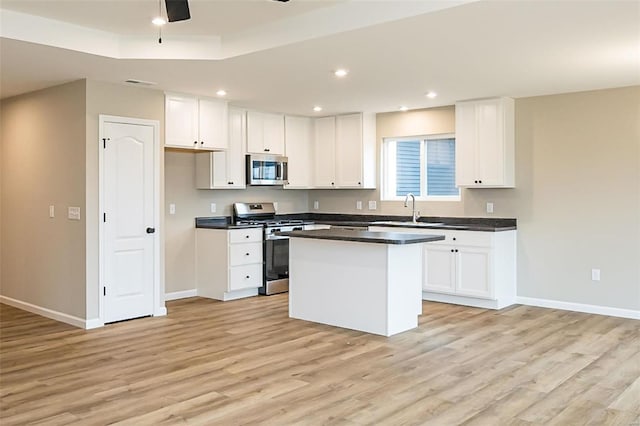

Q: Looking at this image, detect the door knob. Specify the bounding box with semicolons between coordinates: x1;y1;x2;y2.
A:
146;227;156;234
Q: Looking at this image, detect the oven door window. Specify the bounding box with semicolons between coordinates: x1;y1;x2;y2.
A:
265;238;289;280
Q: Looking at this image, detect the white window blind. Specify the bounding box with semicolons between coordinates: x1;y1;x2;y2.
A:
382;134;459;201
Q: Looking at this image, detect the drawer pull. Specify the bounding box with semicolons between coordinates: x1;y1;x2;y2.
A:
245;275;250;279
245;252;250;256
245;235;250;239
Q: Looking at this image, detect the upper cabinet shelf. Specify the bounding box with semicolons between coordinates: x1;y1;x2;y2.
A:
165;93;228;151
455;97;515;188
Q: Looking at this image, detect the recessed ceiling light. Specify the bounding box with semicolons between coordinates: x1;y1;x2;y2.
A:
334;69;349;78
313;106;323;112
399;106;409;112
216;89;227;97
152;17;166;26
425;91;438;99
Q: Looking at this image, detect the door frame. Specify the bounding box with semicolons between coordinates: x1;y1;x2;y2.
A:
98;115;164;326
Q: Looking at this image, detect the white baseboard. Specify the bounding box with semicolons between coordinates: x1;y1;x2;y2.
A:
517;296;640;320
0;295;88;328
164;289;197;301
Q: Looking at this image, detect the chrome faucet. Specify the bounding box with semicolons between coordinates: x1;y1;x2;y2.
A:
404;193;420;223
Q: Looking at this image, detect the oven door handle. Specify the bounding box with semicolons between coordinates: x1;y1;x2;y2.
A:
266;234;290;241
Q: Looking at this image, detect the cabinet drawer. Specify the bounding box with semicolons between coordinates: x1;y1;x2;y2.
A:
229;264;263;291
229;228;263;244
229;242;262;266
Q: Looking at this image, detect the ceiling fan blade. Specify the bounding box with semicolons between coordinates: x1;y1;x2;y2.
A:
166;0;190;22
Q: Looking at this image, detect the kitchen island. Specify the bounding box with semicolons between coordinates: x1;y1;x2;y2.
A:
286;228;445;337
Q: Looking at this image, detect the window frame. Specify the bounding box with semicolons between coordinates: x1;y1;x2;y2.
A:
381;133;460;202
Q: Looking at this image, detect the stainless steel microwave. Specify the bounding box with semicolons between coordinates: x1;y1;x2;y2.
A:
246;154;288;186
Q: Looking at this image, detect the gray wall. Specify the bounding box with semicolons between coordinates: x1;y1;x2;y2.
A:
311;86;640;311
85;80;165;320
1;80;87;318
164;150;308;293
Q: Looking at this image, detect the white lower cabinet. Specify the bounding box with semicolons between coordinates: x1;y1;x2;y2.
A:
369;226;516;309
196;228;263;301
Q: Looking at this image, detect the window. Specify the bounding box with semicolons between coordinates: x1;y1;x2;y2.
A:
382;134;459;201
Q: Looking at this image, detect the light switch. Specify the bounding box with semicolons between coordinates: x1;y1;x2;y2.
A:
368;201;377;210
313;201;319;210
592;269;601;281
486;202;494;214
169;203;176;215
49;205;55;218
356;201;363;210
68;207;81;220
273;202;278;211
210;203;217;213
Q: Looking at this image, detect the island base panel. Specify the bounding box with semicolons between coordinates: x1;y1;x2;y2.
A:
289;238;422;336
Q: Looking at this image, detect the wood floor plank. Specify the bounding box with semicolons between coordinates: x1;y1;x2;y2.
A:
1;297;638;425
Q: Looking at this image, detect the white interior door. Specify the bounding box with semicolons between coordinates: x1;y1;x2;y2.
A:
103;119;156;323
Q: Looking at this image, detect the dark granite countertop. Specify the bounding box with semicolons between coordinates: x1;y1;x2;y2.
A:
277;213;516;232
194;214;517;232
283;228;446;245
195;217;262;230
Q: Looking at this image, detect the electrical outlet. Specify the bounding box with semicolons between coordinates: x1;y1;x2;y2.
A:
591;269;601;281
486;202;494;214
368;201;377;210
68;206;81;220
210;203;217;213
356;201;362;210
169;203;176;215
49;205;55;218
313;201;319;210
273;202;278;211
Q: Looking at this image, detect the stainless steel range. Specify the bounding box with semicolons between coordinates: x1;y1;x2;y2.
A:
233;202;313;295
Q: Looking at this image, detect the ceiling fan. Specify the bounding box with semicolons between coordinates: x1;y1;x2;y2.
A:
164;0;290;23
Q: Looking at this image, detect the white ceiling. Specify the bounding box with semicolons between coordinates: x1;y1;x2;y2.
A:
1;0;638;116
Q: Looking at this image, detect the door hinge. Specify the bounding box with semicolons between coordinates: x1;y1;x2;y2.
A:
103;286;106;296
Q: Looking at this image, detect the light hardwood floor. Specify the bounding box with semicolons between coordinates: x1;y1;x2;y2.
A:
1;296;639;425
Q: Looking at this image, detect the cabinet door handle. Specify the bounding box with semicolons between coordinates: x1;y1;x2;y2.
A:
264;148;270;152
146;227;155;234
455;249;459;252
479;180;482;184
452;237;456;241
194;141;198;145
245;235;250;239
245;275;250;279
228;181;233;185
245;252;250;256
200;141;204;145
451;249;454;253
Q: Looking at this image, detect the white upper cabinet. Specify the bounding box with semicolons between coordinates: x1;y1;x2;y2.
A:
247;111;285;155
455;97;514;188
313;116;336;188
165;93;228;151
284;115;314;189
313;113;376;189
195;107;246;189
